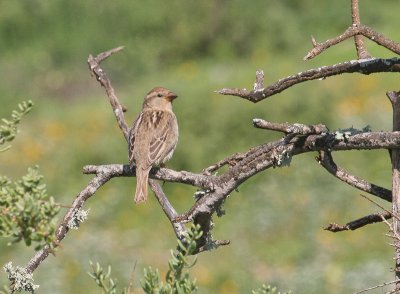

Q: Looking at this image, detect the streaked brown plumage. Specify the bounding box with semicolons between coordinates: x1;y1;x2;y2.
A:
128;87;179;203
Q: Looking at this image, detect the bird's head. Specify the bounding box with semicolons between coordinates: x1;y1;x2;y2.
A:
142;87;178;110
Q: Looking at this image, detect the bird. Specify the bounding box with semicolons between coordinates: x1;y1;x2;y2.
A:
128;87;179;203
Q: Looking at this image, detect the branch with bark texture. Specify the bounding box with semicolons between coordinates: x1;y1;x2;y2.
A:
304;25;400;60
387;90;400;289
7;2;400;293
350;0;370;59
87;46;129;141
304;0;400;61
324;211;392;232
316;150;392;202
16;18;400;283
217;58;400;103
24;166;117;275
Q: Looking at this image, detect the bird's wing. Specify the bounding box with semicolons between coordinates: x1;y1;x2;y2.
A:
128;113;142;167
147;111;177;166
129;110;177;168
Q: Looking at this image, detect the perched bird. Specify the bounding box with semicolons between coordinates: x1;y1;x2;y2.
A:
128;87;179;203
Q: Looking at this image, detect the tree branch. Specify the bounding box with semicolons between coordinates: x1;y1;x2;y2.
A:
11;0;400;288
253;119;328;135
317;150;392;202
387;90;400;289
304;25;400;60
87;46;129;141
216;58;400;102
83;164;214;190
175;128;400;233
324;211;391;232
25;170;115;274
15;31;400;281
148;180;187;239
351;0;370;59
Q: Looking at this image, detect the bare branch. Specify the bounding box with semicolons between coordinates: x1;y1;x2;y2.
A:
324;211;391;232
148;180;187;239
83;164;214;190
253;119;328;135
355;279;397;294
317;150;392;202
351;0;370;59
87;46;129;141
13;1;400;283
25;171;114;274
196;239;231;253
176;130;400;230
304;25;400;60
202;151;249;175
79;128;400;251
217;58;400;102
388;90;400;288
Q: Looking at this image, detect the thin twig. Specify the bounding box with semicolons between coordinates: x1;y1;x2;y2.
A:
351;0;370;59
253;69;264;91
148;180;187;239
202;151;249;175
359;194;400;222
304;24;400;60
87;46;129;141
354;279;397;294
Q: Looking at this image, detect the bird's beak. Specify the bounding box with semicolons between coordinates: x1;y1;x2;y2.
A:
166;91;178;102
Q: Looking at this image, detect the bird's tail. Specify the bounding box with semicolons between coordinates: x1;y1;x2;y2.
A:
134;168;149;203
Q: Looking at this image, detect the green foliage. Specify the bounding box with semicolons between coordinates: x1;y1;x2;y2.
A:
87;261;128;294
142;224;201;294
252;284;291;294
0;166;60;250
0;100;33;152
0;102;60;250
88;225;201;294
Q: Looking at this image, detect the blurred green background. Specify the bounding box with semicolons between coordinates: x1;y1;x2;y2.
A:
1;0;399;293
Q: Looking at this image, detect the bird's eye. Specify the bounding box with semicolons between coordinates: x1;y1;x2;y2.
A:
157;93;163;97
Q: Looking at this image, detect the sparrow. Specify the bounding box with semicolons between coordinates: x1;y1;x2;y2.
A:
128;87;179;203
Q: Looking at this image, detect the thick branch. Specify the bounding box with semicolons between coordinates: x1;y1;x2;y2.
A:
87;46;129;141
317;150;392;202
176;128;400;227
20;119;400;270
388;90;400;289
82;128;400;238
148;180;230;252
217;58;400;102
83;164;214;190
